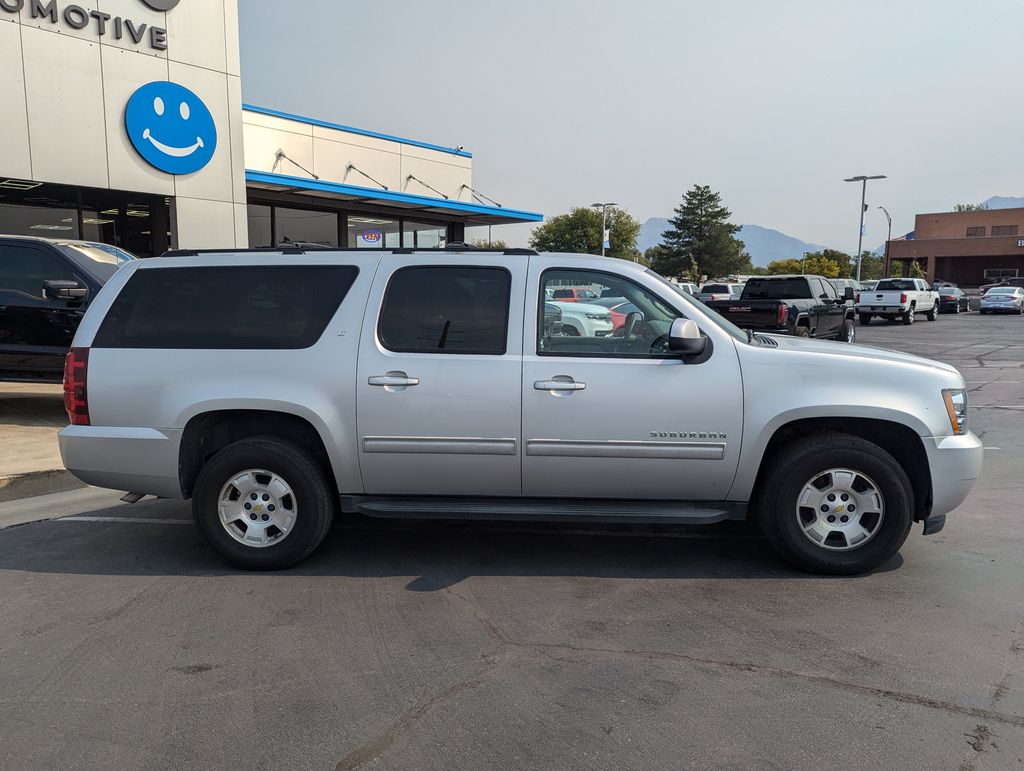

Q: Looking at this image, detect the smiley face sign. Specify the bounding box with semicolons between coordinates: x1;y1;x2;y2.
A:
125;81;217;175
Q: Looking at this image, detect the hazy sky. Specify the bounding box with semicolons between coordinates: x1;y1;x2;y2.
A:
238;0;1024;251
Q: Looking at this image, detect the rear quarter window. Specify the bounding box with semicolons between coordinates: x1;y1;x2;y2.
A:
93;265;358;349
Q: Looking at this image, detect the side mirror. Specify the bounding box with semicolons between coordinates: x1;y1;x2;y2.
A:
42;279;87;301
669;318;707;357
844;287;855;301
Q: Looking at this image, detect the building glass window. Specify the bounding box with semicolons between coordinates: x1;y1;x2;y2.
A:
275;207;338;247
347;216;399;248
403;220;447;248
0;203;78;238
247;204;273;247
992;225;1019;237
966;227;986;237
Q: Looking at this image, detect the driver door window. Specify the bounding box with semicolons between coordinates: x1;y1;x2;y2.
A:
539;270;679;357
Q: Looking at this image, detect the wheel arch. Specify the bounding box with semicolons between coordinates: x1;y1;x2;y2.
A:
179;409;336;500
736;415;933;523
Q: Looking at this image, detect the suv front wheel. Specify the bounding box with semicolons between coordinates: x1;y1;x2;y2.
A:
756;433;914;574
192;436;336;569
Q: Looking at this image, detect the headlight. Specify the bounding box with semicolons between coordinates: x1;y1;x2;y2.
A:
586;313;611;321
942;388;968;435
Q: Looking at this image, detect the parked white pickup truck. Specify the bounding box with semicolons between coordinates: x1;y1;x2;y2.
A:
859;278;940;326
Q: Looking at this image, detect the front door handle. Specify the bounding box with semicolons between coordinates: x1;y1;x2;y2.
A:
368;374;420;387
534;379;586;392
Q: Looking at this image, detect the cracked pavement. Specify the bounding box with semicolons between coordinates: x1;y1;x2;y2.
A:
0;312;1022;769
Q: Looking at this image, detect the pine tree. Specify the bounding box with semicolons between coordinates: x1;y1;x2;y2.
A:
654;185;748;279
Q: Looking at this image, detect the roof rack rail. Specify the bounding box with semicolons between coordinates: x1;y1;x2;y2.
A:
160;246;541;257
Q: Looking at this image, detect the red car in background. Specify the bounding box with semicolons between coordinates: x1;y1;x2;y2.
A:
549;287;600;303
592;297;641;333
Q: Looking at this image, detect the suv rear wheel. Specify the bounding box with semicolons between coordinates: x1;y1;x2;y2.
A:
756;433;914;574
902;306;915;325
192;436;336;569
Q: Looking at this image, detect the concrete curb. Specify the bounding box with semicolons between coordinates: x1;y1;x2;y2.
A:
0;469;87;503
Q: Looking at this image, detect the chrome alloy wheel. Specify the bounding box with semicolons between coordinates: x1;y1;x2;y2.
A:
795;468;885;551
845;323;856;343
218;469;297;548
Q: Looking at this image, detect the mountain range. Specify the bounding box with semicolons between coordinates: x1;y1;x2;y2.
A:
639;195;1024;267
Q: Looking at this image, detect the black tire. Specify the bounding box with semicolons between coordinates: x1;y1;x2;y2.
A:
562;324;581;336
192;436;336;570
926;304;938;321
902;306;915;325
859;313;872;326
953;303;960;314
755;432;914;575
794;326;810;338
836;318;856;343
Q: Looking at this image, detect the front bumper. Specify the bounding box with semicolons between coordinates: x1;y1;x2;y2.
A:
58;425;185;499
920;431;983;532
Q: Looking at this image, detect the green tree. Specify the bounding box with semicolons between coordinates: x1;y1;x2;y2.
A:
765;258;803;274
647;244;697;280
953;203;989;212
658;185;747;278
857;251;885;281
529;207;641;261
470;238;507;250
798;249;853;278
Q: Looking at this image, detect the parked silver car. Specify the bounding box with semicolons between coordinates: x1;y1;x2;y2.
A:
979;286;1024;314
696;282;744;303
59;248;981;574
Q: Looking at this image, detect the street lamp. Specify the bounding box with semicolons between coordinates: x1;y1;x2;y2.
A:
591;202;617;257
843;175;886;281
877;206;892;278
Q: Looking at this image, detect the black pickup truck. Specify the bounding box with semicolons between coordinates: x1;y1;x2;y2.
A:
706;275;857;343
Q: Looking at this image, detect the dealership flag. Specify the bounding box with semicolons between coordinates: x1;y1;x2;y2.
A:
603;229;610;249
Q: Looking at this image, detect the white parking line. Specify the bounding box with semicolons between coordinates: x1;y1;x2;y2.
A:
58;516;191;525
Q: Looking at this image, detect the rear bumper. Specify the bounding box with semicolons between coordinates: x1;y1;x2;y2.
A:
862;305;908;314
58;425;184;499
921;432;983;530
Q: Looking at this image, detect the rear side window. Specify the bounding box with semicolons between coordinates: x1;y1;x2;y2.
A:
742;279;811;299
93;265;357;349
378;266;511;355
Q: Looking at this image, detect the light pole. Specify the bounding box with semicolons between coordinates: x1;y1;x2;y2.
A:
877;205;892;278
591;202;617;257
843;175;886;281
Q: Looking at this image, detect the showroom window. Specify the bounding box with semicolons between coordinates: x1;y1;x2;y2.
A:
347;216;400;248
275;207;339;247
247;204;273;247
403;220;447;248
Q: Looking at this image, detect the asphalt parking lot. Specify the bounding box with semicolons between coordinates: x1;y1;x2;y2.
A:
1;310;1022;770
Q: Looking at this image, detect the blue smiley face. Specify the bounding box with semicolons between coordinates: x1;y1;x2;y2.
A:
125;81;217;175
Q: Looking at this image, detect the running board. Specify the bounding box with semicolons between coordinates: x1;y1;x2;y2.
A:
341;497;745;525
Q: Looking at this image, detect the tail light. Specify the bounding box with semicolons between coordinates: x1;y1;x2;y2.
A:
63;347;90;425
854;291;860;304
777;304;789;325
900;293;907;304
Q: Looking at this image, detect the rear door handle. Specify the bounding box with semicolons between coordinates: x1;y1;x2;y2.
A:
534;379;586;391
368;374;420;387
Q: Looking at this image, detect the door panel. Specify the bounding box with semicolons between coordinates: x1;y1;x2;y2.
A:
356;257;525;496
522;259;744;501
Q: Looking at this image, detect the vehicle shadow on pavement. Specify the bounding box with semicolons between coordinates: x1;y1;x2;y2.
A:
0;513;903;586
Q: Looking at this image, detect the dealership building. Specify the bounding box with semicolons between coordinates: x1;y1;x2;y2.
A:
0;0;541;257
886;208;1024;287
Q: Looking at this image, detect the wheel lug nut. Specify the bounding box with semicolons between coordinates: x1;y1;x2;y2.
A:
848;505;856;512
262;514;269;521
827;515;836;523
840;493;849;501
249;513;257;520
268;504;276;512
244;503;251;510
840;515;849;523
827;494;836;502
262;494;270;501
250;493;257;500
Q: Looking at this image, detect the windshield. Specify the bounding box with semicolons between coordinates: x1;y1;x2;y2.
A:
702;284;730;293
742;278;811;299
646;269;748;343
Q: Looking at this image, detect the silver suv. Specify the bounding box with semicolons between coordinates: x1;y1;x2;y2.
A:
59;248;982;574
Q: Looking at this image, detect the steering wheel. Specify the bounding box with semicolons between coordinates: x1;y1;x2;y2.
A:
616;312;643;352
